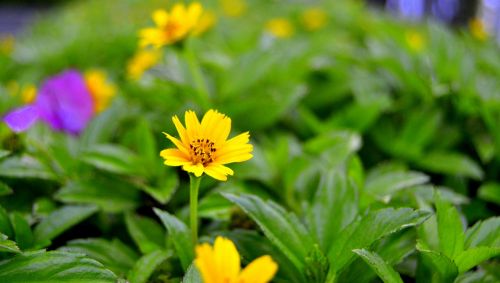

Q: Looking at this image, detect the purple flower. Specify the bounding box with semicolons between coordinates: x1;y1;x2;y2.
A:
3;69;94;135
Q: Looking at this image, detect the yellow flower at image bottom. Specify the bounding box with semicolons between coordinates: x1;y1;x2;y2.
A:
160;109;253;181
195;236;278;283
139;2;203;48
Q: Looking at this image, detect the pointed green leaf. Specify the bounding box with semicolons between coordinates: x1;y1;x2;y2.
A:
182;264;202;283
478;183;500;205
464;217;500;249
125;213;165;254
416;152;483;180
0;155;55;180
365;170;429;202
435;191;464;259
223;193;315;273
0;182;12;196
128;250;171;283
454;247;500;273
81;144;144;176
10;213;34;250
416;242;458;283
154;208;193;270
353;249;403;283
0;233;20;253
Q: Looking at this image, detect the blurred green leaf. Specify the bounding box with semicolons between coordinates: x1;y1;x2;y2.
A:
81;144;145;176
0;205;13;239
478;183;500;205
128;250;171;283
365;170;429;203
0;150;10;160
0;251;117;282
0;155;56;180
154;208;193;271
0;182;13;196
0;233;20;254
415;152;483;180
182;264;202;283
33;205;98;247
353;249;403;283
125;213;165;254
10;213;34;250
435;191;464;259
224;193;315;274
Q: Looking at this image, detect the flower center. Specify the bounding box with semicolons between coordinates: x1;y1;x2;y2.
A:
164;21;181;38
190;138;216;165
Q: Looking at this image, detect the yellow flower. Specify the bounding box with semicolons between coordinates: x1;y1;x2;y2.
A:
469;18;488;41
127;49;161;80
21;85;37;104
0;35;14;55
220;0;247;18
195;236;278;283
85;70;117;113
193;11;217;36
139;2;203;48
301;8;328;31
405;30;425;53
265;18;294;38
160;110;253;181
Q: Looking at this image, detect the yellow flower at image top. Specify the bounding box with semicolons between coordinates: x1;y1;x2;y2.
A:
139;2;203;48
85;70;117;113
301;8;328;31
195;236;278;283
193;11;217;36
0;35;14;55
266;18;294;38
21;85;37;104
127;49;161;80
405;30;425;53
220;0;247;18
469;18;488;41
160;110;253;181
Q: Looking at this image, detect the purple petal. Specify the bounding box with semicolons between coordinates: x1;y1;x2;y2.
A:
3;105;40;133
35;69;94;135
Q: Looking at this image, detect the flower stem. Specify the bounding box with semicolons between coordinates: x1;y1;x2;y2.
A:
184;41;210;110
189;174;202;246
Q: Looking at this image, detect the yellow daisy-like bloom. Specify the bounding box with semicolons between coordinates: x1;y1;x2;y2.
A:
0;35;14;55
139;2;203;48
405;30;425;53
20;84;37;104
85;70;117;113
220;0;247;18
195;236;278;283
265;18;294;38
301;8;328;31
160;110;253;181
127;49;162;80
193;10;217;36
469;18;488;41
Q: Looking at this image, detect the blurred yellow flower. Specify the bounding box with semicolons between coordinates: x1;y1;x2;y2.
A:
193;10;217;36
139;2;203;48
266;18;294;38
195;236;278;283
0;35;14;55
160;110;253;181
301;8;328;31
21;85;37;104
405;31;425;53
85;70;116;113
469;18;488;41
220;0;247;18
127;49;161;80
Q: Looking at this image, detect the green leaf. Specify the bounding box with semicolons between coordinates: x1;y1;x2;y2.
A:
435;191;464;259
81;144;144;175
125;213;165;254
60;238;139;277
307;170;357;251
223;193;315;273
10;213;34;250
365;170;429;202
0;251;116;282
454;247;500;273
0;150;10;160
416;242;458;283
0;205;13;238
182;264;202;283
128;250;171;283
464;217;500;249
140;169;179;204
0;233;20;253
154;208;194;271
33;205;98;247
0;155;56;180
328;207;430;274
478;183;500;205
0;182;12;196
304;131;362;167
353;249;404;283
415;151;483;180
55;180;140;213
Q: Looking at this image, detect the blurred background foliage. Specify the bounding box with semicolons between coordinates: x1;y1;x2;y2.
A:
0;0;499;282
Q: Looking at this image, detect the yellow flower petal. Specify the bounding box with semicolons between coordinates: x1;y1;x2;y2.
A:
183;163;205;177
238;255;278;283
213;237;240;281
153;9;169;27
195;243;217;283
204;164;234;181
186;2;203;29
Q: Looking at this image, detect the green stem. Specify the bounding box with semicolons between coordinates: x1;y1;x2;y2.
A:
184;40;210;109
189;174;202;246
